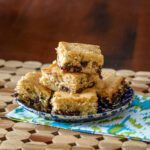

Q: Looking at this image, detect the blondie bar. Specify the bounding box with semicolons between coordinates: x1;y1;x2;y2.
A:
40;61;96;93
51;88;98;116
97;72;128;107
15;72;52;112
56;42;104;74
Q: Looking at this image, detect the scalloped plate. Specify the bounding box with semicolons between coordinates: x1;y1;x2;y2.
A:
16;87;134;122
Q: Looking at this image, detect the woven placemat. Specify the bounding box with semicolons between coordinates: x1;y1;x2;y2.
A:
0;59;150;150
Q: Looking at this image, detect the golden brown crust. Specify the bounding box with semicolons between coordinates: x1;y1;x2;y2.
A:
97;72;127;103
15;72;52;112
56;42;104;74
51;88;98;115
40;62;97;93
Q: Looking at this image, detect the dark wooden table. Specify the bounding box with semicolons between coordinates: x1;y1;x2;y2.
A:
0;0;149;70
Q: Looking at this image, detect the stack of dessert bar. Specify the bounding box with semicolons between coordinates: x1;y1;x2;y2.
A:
15;42;129;116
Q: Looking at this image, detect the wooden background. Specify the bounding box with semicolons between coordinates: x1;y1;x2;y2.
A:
0;0;149;70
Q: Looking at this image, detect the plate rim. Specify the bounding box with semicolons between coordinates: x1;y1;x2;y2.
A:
16;87;134;122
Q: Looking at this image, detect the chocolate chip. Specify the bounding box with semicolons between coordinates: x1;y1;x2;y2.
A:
72;66;82;72
98;97;113;109
81;61;88;67
34;97;40;103
61;64;82;72
61;64;72;71
99;74;102;79
48;99;52;112
12;92;19;97
60;86;70;92
92;61;98;67
76;88;83;93
54;110;80;116
61;67;70;72
76;82;95;93
29;99;34;106
96;66;102;79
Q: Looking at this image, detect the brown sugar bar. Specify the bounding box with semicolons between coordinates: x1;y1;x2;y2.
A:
15;72;52;112
97;72;128;105
56;42;104;74
51;88;98;116
40;61;98;93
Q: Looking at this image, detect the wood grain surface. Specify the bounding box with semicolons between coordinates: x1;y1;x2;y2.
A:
0;0;149;70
